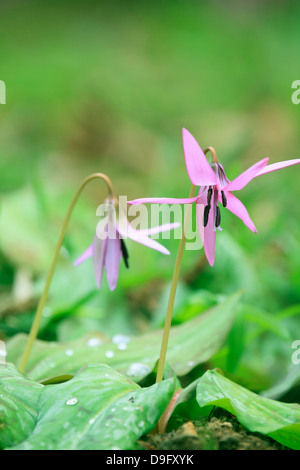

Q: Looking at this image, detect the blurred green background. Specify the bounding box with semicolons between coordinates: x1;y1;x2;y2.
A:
1;0;300;396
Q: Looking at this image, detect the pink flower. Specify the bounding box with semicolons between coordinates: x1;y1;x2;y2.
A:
74;199;179;290
128;128;300;266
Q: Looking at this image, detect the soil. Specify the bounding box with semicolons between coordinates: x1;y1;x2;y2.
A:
141;417;288;451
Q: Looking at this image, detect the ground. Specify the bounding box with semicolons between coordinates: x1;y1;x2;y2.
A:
141;415;288;451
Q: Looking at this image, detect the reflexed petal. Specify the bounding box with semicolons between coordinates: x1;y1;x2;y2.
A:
117;218;170;255
224;158;269;192
117;206;172;255
73;245;93;266
255;158;300;176
92;235;107;289
182;128;218;186
196;191;216;267
221;191;257;233
127;196;198;205
139;222;180;236
104;236;122;291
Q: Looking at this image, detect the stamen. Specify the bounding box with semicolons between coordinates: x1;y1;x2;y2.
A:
120;238;129;268
203;205;210;227
207;188;213;208
221;190;227;208
215;205;221;228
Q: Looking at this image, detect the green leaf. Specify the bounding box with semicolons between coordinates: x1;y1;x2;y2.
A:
168;377;213;430
196;370;300;450
0;363;43;449
243;305;291;341
7;292;242;382
226;310;245;373
8;363;174;450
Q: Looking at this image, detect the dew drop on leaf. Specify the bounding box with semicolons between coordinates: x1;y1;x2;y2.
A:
65;397;79;406
87;338;102;347
112;334;130;345
105;350;114;358
126;363;151;377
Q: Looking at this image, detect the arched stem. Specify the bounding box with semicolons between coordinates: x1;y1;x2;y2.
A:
18;173;115;374
204;146;219;163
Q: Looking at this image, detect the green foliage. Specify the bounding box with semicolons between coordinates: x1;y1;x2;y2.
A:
0;363;43;449
6;292;241;381
1;363;174;450
196;370;300;450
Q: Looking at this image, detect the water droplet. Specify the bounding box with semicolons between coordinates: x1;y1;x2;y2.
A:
89;418;96;425
117;342;127;350
65;349;74;356
87;337;102;347
112;334;130;345
65;397;79;406
126;363;151;377
111;407;116;412
187;360;195;367
105;350;114;358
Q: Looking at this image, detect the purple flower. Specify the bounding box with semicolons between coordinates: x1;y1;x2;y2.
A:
74;199;179;290
128;128;300;266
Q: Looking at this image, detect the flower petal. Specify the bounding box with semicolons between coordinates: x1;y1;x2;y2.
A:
196;191;216;267
92;235;107;289
255;158;300;177
224;158;269;192
221;191;257;233
127;196;198;205
182;128;218;186
73;245;93;266
117;219;170;255
138;222;180;236
104;236;121;291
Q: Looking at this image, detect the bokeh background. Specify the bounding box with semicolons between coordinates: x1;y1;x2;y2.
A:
1;0;300;396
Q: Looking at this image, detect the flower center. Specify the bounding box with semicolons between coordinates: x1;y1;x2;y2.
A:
201;151;229;230
203;186;226;229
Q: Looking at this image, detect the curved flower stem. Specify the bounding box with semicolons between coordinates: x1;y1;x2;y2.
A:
18;173;115;374
204;146;219;163
156;183;196;383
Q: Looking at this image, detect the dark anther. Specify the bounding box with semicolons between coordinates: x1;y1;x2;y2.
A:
221;190;227;208
207;188;213;208
120;238;129;268
215;205;221;227
203;205;210;227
